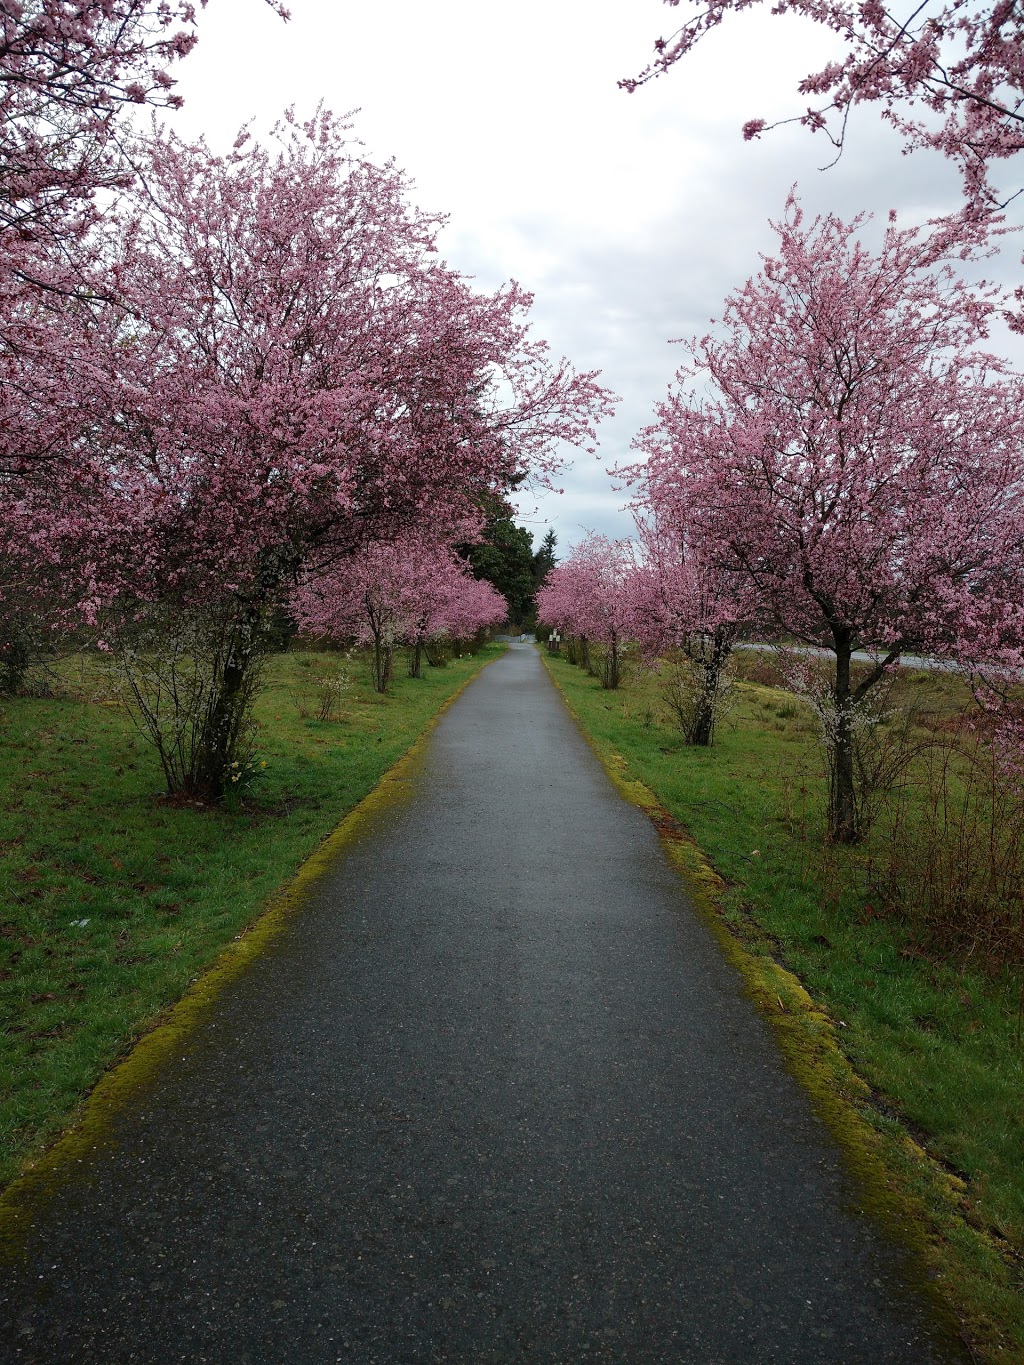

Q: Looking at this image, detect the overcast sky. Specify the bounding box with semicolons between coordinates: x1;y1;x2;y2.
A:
170;0;1023;554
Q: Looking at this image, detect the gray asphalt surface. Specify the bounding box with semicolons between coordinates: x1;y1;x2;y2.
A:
1;644;965;1363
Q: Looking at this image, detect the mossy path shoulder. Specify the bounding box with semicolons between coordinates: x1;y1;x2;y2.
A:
0;646;503;1201
540;646;1024;1362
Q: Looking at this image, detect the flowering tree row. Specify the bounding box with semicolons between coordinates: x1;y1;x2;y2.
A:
636;199;1024;842
536;534;637;688
292;531;507;692
536;525;744;740
0;92;612;796
540;200;1024;843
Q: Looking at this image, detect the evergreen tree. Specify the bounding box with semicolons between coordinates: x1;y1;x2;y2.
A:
531;529;558;592
460;495;539;626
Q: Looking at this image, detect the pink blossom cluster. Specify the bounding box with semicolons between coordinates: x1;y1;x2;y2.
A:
0;108;613;635
627;197;1024;684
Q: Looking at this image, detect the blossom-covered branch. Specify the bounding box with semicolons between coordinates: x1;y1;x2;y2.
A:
624;0;1024;211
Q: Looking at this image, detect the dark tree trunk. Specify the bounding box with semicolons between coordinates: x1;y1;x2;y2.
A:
689;694;716;747
0;630;31;696
408;640;424;679
363;588;394;693
191;606;264;801
371;631;393;693
601;636;620;690
688;627;733;747
829;629;858;843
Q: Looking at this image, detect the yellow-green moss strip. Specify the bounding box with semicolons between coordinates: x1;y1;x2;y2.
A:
0;652;498;1262
542;651;1014;1361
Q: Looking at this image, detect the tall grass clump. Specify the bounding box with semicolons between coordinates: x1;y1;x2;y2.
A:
870;716;1024;978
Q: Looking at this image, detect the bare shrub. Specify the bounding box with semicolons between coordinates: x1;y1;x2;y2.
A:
454;633;486;657
869;718;1024;971
309;662;351;722
0;591;66;698
588;640;624;690
0;629;57;697
661;649;735;746
107;600;267;801
786;658;928;840
733;648;789;689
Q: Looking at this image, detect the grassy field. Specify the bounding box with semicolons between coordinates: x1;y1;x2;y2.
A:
541;644;1024;1361
0;644;502;1190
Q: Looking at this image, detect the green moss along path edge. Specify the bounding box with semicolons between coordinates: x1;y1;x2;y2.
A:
0;650;502;1260
539;647;1019;1363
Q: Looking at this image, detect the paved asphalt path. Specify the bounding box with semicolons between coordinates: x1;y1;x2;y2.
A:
1;645;964;1363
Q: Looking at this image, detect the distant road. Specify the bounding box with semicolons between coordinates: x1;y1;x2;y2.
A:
738;641;957;673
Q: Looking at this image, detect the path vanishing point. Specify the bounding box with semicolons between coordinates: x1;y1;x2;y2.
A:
0;644;965;1363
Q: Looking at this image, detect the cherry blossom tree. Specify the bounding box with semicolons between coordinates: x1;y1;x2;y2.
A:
0;0;290;676
536;533;636;687
294;539;418;693
536;554;590;667
623;511;754;744
93;110;607;590
51;108;610;794
625;0;1024;213
439;574;508;652
638;196;1024;840
537;553;582;665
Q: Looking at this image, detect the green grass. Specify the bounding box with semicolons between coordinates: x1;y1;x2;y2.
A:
541;645;1024;1361
0;644;502;1189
